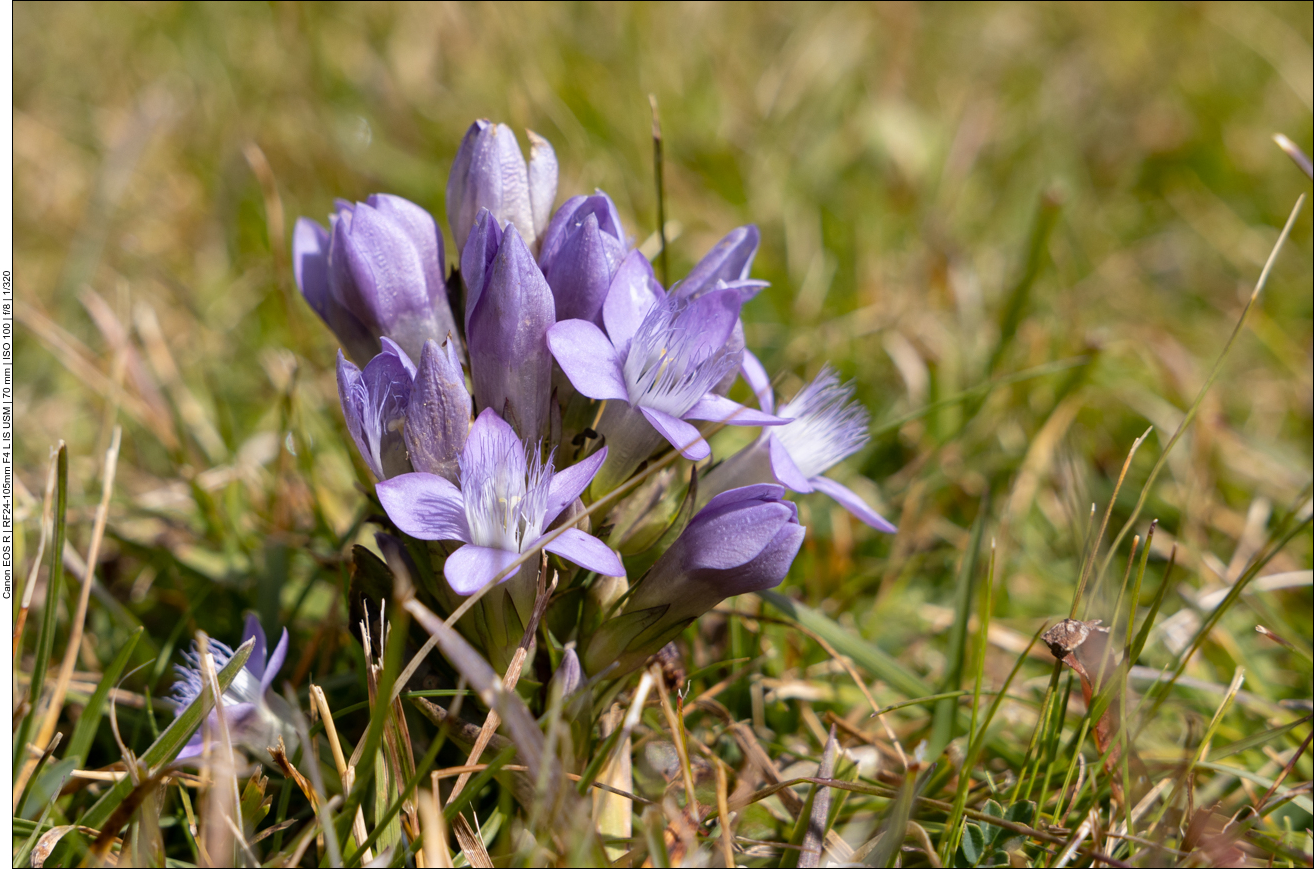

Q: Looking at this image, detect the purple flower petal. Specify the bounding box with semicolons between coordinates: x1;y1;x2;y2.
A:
376;472;471;542
241;614;268;682
527;131;559;241
446;120;488;253
544;211;623;324
260;628;290;696
379;336;417;379
640;407;710;460
740;350;774;414
685;394;788;427
546;320;628;401
808;476;897;533
444;544;522;596
541;528;624;577
334;201;431;333
677;288;744;362
602;250;664;347
466;226;555;439
544;447;608;527
365;193;447;309
673;225;760;301
537;194;588;269
294;218;377;363
768;435;814;492
463;407;524;479
461;208;503;332
404;339;471;483
702;483;788;514
292;218;331;315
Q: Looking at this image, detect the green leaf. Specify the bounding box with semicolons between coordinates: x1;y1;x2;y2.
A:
757;590;931;700
979;799;1004;846
65;627;144;767
78;637;254;832
959;822;986;865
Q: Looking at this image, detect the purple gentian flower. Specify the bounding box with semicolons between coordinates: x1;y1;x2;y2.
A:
337;338;415;481
582;484;804;676
547;275;784;495
404;338;471;484
376;408;623;596
173;614;295;760
294;194;457;364
537;192;629;324
447;120;557;256
462;214;556;440
702;360;896;532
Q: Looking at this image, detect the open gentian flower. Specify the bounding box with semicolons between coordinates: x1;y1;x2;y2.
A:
701;362;896;532
537;192;629;324
376;408;623;596
337;338;415;481
172;615;295;760
294;194;457;364
583;484;804;677
462;212;556;440
447;120;558;256
548;273;785;495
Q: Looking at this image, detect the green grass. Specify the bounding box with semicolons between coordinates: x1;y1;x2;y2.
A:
12;2;1313;866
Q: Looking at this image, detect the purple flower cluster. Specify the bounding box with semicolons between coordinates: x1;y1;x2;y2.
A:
293;119;896;678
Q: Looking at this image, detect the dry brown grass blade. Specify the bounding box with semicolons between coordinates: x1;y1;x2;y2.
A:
652;661;698;815
268;735;319;811
311;683;371;864
798;725;838;868
418;781;453;869
451;814;494;868
196;632;243;868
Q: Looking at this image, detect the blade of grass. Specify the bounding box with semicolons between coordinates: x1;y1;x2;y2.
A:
1099;194;1305;581
65;625;144;766
929;495;988;760
939;540;998;862
13;444;66;792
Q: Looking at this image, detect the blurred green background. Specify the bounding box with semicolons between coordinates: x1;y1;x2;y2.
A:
13;0;1313;733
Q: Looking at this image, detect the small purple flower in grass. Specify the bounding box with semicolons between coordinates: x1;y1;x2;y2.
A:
702;360;897;533
463;214;556;440
295;194;457;364
376;408;623;597
173;614;295;760
582;484;804;677
447;120;558;256
337;339;414;481
548;277;785;496
537;192;629;324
